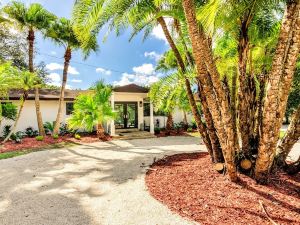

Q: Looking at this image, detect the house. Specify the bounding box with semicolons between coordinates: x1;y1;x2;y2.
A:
0;84;193;136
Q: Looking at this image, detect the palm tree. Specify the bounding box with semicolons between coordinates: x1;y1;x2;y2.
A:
2;69;38;143
67;81;115;139
4;1;56;136
45;17;98;135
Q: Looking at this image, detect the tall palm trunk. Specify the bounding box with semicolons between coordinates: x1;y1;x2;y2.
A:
183;110;188;128
157;16;213;154
277;105;300;166
166;112;174;131
2;94;27;143
182;0;238;181
255;1;300;183
237;18;252;154
28;28;45;136
97;123;105;139
197;80;224;163
53;46;72;135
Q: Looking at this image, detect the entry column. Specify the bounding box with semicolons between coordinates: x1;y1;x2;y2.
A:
150;102;154;134
110;93;115;136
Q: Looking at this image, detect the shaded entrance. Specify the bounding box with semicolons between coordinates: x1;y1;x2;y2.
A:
115;102;138;129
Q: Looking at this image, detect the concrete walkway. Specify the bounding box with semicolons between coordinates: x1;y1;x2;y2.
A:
0;136;299;225
0;136;203;225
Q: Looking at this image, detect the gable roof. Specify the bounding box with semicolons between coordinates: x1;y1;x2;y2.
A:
6;89;91;100
113;84;149;93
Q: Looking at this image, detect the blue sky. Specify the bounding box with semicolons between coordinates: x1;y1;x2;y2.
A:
3;0;169;89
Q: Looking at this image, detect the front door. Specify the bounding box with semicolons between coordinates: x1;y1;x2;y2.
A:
115;102;138;129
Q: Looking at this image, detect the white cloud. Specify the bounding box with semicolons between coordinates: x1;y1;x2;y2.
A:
47;72;60;83
46;72;72;89
151;17;173;44
96;67;112;75
46;63;79;75
113;73;159;87
132;63;155;75
70;79;82;83
144;51;162;61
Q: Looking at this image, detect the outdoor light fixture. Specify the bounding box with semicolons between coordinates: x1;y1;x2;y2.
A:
139;101;143;107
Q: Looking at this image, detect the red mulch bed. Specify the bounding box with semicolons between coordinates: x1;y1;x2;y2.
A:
155;130;190;137
0;134;112;153
146;152;300;225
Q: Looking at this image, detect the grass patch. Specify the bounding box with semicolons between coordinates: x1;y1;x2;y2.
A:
187;131;200;137
0;142;77;160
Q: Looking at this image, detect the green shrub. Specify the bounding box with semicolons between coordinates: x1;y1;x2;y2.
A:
187;127;193;132
154;127;160;134
11;131;24;143
52;134;59;139
44;121;54;135
25;127;38;137
2;103;17;120
74;134;81;140
35;136;44;141
2;125;11;138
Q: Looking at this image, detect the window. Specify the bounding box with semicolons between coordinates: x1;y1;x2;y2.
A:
143;103;150;116
66;102;74;115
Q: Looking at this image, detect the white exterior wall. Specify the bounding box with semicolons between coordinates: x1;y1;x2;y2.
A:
0;100;73;136
0;93;194;136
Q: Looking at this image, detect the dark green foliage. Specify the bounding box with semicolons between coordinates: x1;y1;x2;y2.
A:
1;103;17;120
59;123;73;135
286;68;300;122
44;121;54;135
2;125;11;138
11;131;24;143
154;127;160;135
25;127;38;137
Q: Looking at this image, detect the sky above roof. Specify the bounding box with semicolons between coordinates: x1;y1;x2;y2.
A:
2;0;169;90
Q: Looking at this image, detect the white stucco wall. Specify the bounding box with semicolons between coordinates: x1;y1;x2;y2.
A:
0;100;73;136
0;92;194;136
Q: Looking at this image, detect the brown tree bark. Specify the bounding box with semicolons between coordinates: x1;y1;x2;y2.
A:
28;28;45;136
255;1;300;183
157;16;213;154
277;105;300;165
166;112;174;131
182;0;238;181
197;80;224;163
97;123;105;139
53;46;72;135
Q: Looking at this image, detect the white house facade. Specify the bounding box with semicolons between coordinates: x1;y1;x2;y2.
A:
0;84;193;136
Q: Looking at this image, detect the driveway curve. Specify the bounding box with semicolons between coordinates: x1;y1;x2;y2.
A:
0;136;205;225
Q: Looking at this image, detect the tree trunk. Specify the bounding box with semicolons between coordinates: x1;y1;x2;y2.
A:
157;16;213;155
197;80;224;163
28;28;45;136
255;1;300;183
53;46;72;135
97;123;105;139
183;110;188;129
277;105;300;165
231;71;239;152
2;94;27;143
182;0;238;181
166;112;173;131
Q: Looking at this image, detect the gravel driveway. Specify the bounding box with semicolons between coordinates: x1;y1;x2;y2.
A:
0;136;298;225
0;136;204;225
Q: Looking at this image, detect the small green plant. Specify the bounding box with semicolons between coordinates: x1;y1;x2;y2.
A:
187;127;193;132
44;121;55;135
154;127;161;134
25;127;38;137
52;134;59;139
74;134;81;140
35;136;44;141
2;125;11;138
11;131;24;143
